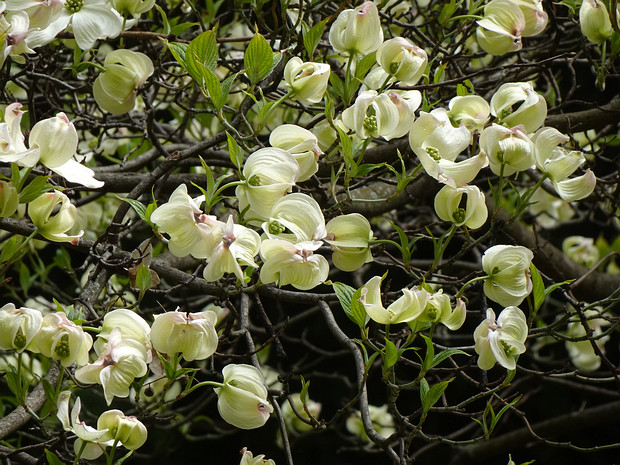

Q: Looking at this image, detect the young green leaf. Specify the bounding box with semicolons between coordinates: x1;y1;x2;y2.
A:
245;33;274;85
227;132;244;172
45;450;65;465
304;19;328;58
530;263;545;312
185;29;219;85
420;377;453;413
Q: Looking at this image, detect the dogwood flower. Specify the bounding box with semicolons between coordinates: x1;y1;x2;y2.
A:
259;239;329;290
269;125;322;181
32;311;92;367
434;184;488;229
325;213;375;272
96;409;148;451
448;95;490;132
57;391;112;460
565;308;609;371
359;276;429;325
329;1;384;55
28;190;83;243
236;148;299;221
283;57;330;105
110;0;155;17
376;37;427;85
346;404;395;443
0;303;42;351
562;236;599;268
342;90;401;140
474;307;528;370
150;309;219;361
150;184;223;259
93;308;151;356
93;49;154;114
75;327;148;405
263;193;326;243
240;448;276;465
476;0;526;56
579;0;613;43
490;82;547;134
280;393;322;434
479;124;534;176
531;127;596;201
413;290;466;330
0;103;36;163
203;216;261;283
482;245;533;306
214;364;273;429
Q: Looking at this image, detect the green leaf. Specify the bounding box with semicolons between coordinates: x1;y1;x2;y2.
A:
304;19;328;58
162;40;188;69
42;378;58;406
420;377;453;413
490;396;520;431
197;62;223;109
227;132;244;172
300;375;311;405
45;450;65;465
420;334;435;374
19;175;52;203
336;126;353;165
155;4;171;34
245;33;274;85
355;163;384;177
530;263;545;312
329;73;345;99
355;52;377;80
332;282;367;328
185;29;219;85
5;366;27;405
333;281;355;315
158;351;176;379
431;348;469;369
383;338;399;373
544;278;574;298
170;22;200;36
135;264;152;299
118;196;150;224
112;450;134;465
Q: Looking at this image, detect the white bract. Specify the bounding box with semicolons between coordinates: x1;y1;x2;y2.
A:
565;309;609;372
413;290;467;330
448;95;490;132
359;276;429;325
376;37;427;85
329;1;383;55
342;90;400;140
214;364;273;430
474;306;528;370
263;193;326;243
28;190;83;243
482;245;534;307
479;124;534;176
490;81;547;134
75;327;148;405
94;49;154;114
325;213;375;272
150;309;219;361
283;57;330;105
269;124;322;181
32;311;92;367
0;303;42;352
476;0;526;56
579;0;613;43
259;239;329;290
434;184;488;229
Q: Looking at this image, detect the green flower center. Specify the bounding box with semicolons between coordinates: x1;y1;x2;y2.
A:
426;306;438;321
500;339;513;356
452;208;466;224
13;330;27;349
499;107;512;120
248;175;261;187
389;62;400;75
426;146;441;161
65;0;84;13
363;115;377;133
54;334;71;358
268;220;285;235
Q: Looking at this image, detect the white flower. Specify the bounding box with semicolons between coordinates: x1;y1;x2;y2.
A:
32;311;92;367
240;448;276;465
28;190;83;243
269;124;322;182
490;81;547;134
482;245;533;307
579;0;613;43
448;95;490;132
414;290;467;330
562;236;599;268
93;308;151;356
203;216;261;283
476;0;526;56
474;306;528;370
329;1;383;55
325;213;375;272
0;303;42;352
150;309;219;361
359;276;429;325
75;327;148;405
283;57;330;105
214;364;273;430
262;193;326;243
376;37;427;85
342;90;401;140
479;124;534;176
150;184;223;259
565;309;609;372
434;184;488;229
259;239;329;291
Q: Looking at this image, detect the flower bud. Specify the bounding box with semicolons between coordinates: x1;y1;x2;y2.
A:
283;57;330;105
28;190;83;243
376;37;427;85
490;81;547;133
214;364;273;429
150;309;218;361
32;312;93;367
0;180;19;217
0;303;42;352
329;1;384;54
579;0;613;43
93;49;154;114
